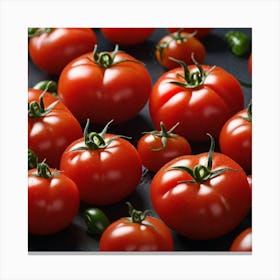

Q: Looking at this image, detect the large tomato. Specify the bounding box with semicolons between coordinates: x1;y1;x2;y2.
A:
137;122;191;172
167;28;212;38
59;120;142;205
58;45;152;124
100;28;155;45
230;228;252;251
99;203;173;251
219;103;252;172
28;88;83;168
150;135;251;240
28;28;97;75
155;30;206;69
149;58;244;142
28;161;80;235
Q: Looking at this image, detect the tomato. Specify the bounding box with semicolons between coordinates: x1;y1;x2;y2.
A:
100;28;155;45
28;161;80;235
155;30;206;69
230;228;252;251
167;28;212;38
99;203;173;251
60;120;142;205
149;57;244;142
58;45;152;124
247;175;252;192
248;53;252;75
219;103;252;172
28;28;97;75
137;122;192;172
28;88;83;168
150;135;251;240
84;208;110;235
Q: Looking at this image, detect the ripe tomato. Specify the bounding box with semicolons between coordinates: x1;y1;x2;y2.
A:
149;57;244;142
247;175;252;192
28;161;80;235
137;122;192;172
28;28;97;75
58;45;152;124
167;28;212;38
60;120;142;205
100;28;155;45
219;103;252;172
99;203;173;251
28;88;83;168
230;228;252;251
150;135;251;240
248;53;252;75
155;30;206;69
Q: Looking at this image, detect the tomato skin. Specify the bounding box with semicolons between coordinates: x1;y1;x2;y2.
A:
99;216;173;251
248;54;252;75
230;228;252;251
28;89;83;168
156;31;206;69
100;28;155;45
219;108;252;172
167;28;212;38
58;51;152;124
150;153;251;240
29;28;97;75
28;168;80;235
60;134;142;205
137;132;192;172
149;65;244;142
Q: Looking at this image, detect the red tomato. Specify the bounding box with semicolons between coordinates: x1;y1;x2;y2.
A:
28;161;80;235
149;59;244;142
247;175;252;192
99;203;173;251
167;28;212;38
58;46;152;124
155;30;206;69
248;53;252;75
219;104;252;172
28;28;97;75
100;28;155;45
60;120;142;205
230;228;252;251
150;136;251;240
28;88;83;168
137;122;192;172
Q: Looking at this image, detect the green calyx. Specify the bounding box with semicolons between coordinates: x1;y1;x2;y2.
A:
169;54;215;89
143;121;180;151
156;29;196;61
71;119;130;151
33;80;58;97
88;45;141;68
171;134;234;183
225;31;250;57
242;101;252;122
28;28;52;38
32;160;60;179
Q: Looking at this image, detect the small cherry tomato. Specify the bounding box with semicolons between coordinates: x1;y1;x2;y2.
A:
155;30;206;69
150;135;251;240
28;161;80;235
167;28;212;38
84;208;110;236
219;102;252;172
28;88;83;168
28;28;97;75
99;202;174;251
230;228;252;251
60;120;142;205
58;45;152;124
137;122;191;172
100;28;155;45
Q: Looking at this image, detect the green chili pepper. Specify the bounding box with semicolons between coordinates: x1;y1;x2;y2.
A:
225;31;250;57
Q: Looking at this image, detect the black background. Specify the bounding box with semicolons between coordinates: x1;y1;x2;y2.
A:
28;28;252;252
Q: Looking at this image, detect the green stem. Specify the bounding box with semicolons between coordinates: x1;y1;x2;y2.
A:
28;28;52;38
33;160;59;178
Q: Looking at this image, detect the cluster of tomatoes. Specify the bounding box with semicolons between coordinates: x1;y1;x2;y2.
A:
28;28;252;252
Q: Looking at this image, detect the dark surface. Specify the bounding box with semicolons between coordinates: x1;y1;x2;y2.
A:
28;28;252;252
